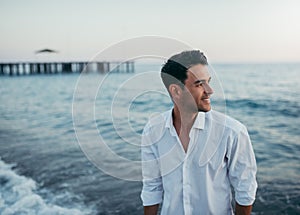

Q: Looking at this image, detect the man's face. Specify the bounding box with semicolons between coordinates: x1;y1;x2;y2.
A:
181;64;213;112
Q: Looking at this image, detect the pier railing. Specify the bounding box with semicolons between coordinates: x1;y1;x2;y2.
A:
0;61;134;76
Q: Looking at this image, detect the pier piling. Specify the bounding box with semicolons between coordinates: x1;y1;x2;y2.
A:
0;61;134;76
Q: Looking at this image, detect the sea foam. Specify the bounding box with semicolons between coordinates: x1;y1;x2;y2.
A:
0;158;92;215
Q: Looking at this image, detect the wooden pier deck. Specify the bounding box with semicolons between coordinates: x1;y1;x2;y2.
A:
0;61;134;76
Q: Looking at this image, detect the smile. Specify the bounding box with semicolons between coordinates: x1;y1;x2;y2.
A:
201;98;211;103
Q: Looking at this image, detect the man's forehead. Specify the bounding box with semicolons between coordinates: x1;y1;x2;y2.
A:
187;64;210;80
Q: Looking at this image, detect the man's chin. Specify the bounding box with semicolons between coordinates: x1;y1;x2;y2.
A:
198;106;211;112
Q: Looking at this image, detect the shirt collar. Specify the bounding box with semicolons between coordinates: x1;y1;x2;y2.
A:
165;109;206;130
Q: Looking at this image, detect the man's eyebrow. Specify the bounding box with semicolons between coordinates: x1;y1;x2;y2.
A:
193;77;211;84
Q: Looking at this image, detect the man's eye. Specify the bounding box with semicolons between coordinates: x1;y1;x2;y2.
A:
195;82;203;87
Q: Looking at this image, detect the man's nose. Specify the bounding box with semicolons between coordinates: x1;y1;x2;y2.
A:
203;83;214;95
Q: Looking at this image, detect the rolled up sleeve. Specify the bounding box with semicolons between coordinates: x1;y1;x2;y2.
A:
227;126;258;206
140;126;163;206
141;178;163;206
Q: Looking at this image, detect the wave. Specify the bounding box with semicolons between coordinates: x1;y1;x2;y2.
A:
0;158;94;215
225;98;300;118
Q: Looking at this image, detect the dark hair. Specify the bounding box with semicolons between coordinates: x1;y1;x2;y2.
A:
161;50;208;90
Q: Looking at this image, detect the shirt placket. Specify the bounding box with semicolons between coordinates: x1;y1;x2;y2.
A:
182;128;196;215
182;158;191;215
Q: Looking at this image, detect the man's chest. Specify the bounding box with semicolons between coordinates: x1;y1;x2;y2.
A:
156;130;229;176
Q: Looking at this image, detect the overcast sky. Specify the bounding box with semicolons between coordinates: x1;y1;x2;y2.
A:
0;0;299;62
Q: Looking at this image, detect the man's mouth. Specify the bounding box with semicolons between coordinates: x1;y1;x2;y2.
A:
201;97;211;103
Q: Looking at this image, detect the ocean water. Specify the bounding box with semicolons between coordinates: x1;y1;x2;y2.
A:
0;62;299;214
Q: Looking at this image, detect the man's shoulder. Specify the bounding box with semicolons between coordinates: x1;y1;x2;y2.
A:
210;110;247;134
143;110;170;134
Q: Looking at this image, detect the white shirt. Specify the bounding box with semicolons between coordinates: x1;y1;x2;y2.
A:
141;109;257;215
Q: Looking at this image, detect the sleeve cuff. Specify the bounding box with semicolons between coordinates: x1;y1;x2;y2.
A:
141;190;163;206
235;191;256;206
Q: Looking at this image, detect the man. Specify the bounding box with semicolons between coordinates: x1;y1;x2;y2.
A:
140;50;257;215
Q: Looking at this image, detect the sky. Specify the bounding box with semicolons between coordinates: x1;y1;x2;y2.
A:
0;0;300;63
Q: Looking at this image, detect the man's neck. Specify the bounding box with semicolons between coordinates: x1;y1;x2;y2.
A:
172;106;198;135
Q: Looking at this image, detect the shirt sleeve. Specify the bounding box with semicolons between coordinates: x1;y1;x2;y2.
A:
227;125;258;206
140;125;163;206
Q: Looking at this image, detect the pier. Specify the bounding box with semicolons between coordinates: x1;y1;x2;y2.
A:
0;61;134;76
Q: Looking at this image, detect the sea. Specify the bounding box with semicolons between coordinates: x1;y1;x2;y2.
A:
0;62;299;215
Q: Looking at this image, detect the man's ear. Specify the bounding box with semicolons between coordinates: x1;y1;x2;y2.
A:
168;84;181;99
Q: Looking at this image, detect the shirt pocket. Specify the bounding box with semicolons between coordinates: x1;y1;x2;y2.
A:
196;142;228;182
